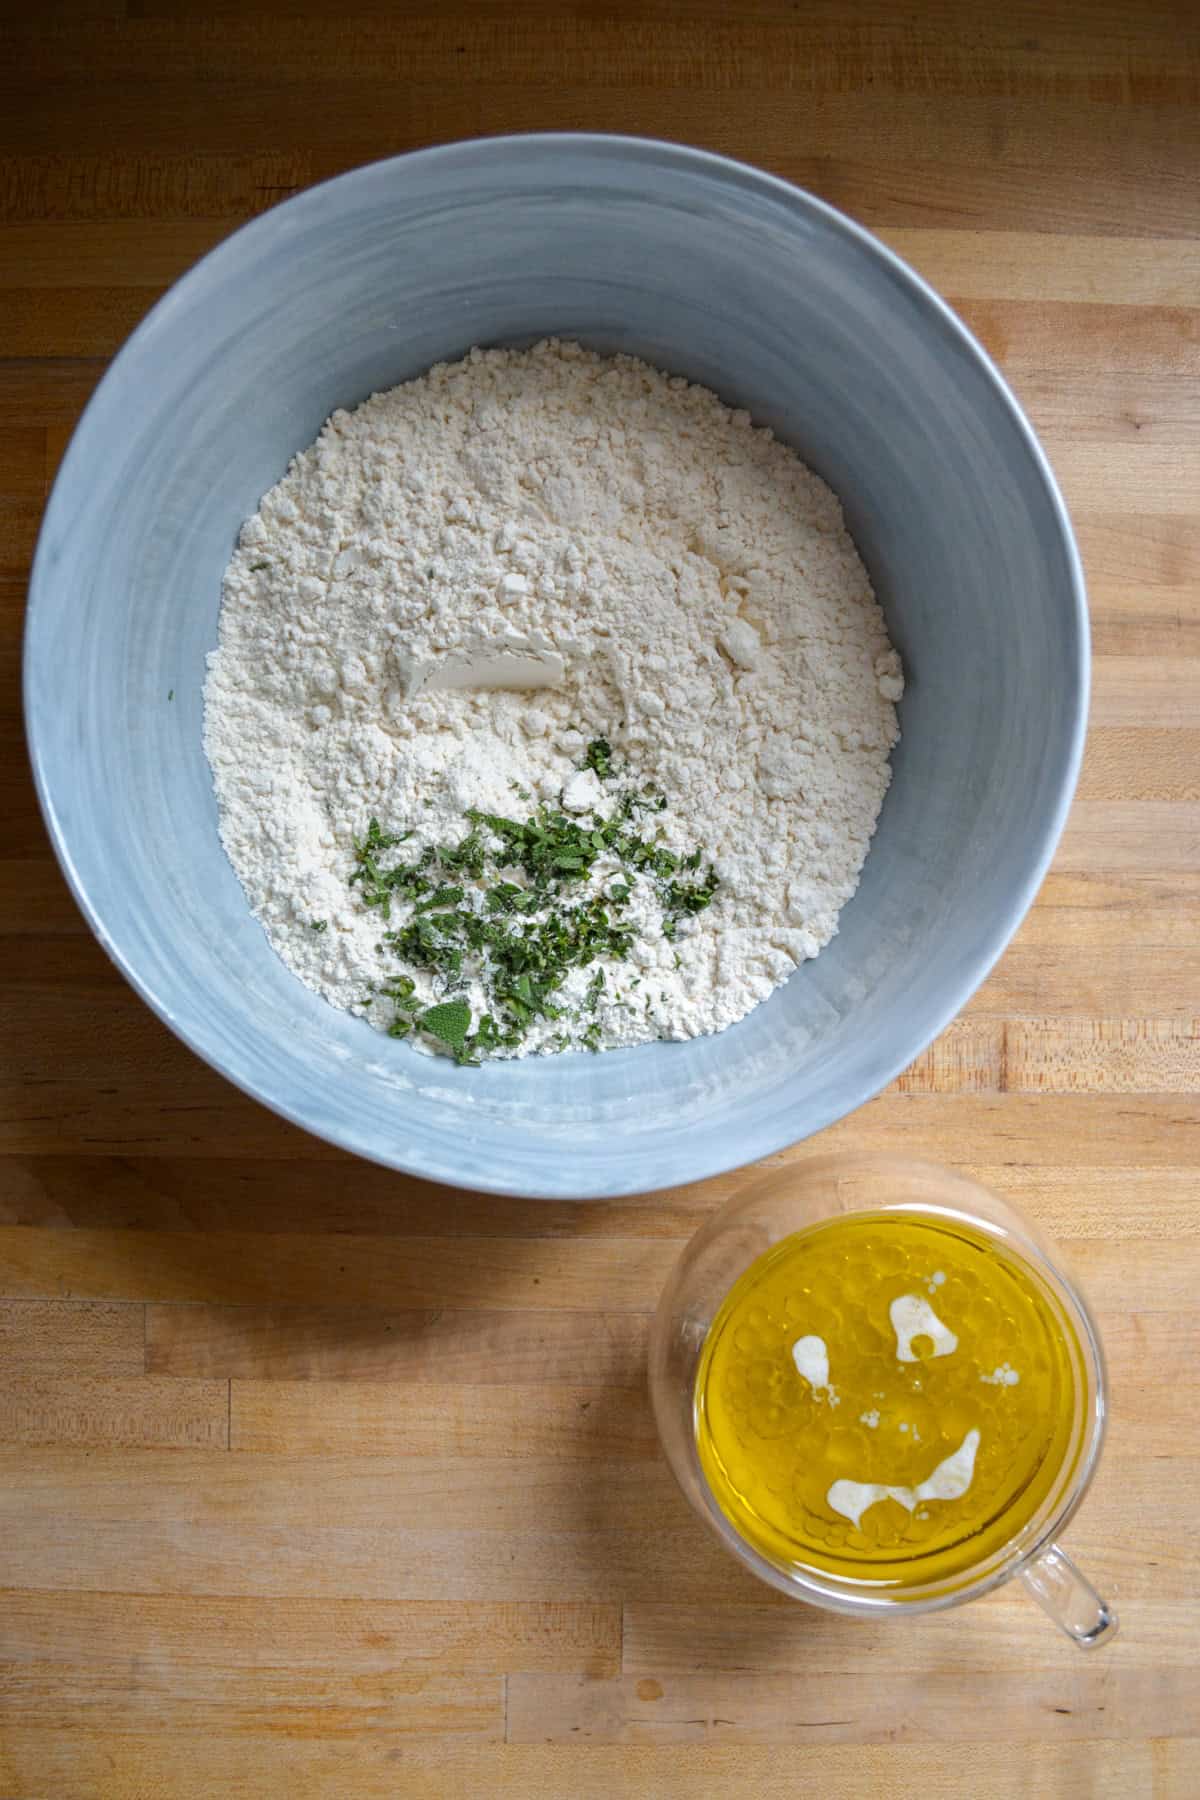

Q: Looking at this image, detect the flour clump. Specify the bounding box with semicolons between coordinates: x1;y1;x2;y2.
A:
203;340;902;1060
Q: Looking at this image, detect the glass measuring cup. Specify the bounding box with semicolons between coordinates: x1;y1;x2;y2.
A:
649;1153;1116;1647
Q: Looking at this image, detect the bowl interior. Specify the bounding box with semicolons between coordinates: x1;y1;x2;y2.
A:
26;138;1086;1196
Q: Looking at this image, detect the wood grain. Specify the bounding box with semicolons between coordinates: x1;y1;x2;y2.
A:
0;1375;229;1449
505;1665;1200;1743
229;1379;658;1458
0;1299;145;1374
622;1591;1198;1674
148;1303;649;1384
2;2;1199;1795
0;1590;620;1676
0;1218;1193;1309
0;1739;1179;1800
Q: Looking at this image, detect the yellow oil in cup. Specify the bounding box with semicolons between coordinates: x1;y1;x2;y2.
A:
694;1211;1083;1590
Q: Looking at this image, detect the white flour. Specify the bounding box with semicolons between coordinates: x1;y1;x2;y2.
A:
204;340;902;1057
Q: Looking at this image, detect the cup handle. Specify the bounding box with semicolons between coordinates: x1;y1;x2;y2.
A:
1020;1543;1118;1649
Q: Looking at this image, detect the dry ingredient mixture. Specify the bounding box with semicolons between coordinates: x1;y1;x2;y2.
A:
695;1213;1081;1587
203;340;903;1061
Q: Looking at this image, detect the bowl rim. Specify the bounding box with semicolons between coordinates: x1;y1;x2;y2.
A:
24;132;1090;1199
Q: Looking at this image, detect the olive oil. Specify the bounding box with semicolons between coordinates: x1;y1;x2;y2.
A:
694;1212;1082;1589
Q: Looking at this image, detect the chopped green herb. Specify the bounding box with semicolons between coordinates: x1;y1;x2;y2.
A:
582;737;614;779
249;561;270;572
415;884;465;914
486;882;529;914
338;744;717;1061
436;828;487;878
664;864;719;936
167;688;174;702
310;919;328;933
380;974;416;1002
419;998;472;1053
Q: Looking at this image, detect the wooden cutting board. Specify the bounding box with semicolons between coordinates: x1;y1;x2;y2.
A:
1;3;1197;1795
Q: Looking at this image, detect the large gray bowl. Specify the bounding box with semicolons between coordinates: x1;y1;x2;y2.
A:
25;136;1087;1198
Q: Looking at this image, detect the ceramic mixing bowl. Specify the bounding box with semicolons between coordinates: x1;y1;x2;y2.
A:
25;135;1087;1197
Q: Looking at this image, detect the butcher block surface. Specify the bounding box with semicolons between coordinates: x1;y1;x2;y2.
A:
1;3;1198;1794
